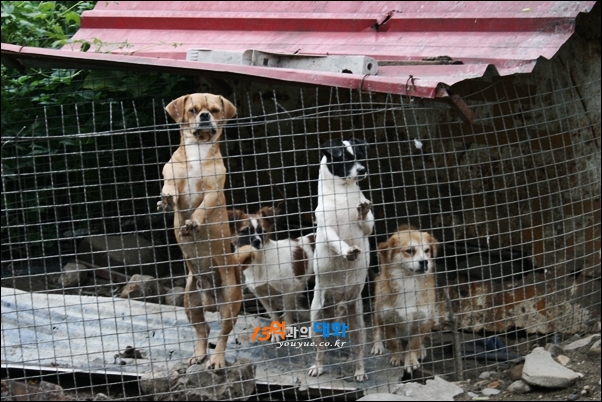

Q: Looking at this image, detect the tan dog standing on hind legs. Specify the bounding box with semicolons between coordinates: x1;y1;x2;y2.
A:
371;225;439;374
157;93;240;369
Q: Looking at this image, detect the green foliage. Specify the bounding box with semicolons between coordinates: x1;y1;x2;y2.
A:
1;1;189;259
1;1;89;48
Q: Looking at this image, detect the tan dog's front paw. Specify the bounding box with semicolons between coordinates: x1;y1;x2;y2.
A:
420;345;427;360
180;219;200;236
371;341;385;355
206;354;227;370
354;368;368;382
404;351;421;373
357;201;372;219
157;194;175;211
346;246;361;261
389;353;403;367
308;364;324;377
235;245;258;268
188;354;207;366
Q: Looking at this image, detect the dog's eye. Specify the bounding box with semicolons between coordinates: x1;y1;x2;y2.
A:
188;108;197;115
425;248;430;254
210;107;220;114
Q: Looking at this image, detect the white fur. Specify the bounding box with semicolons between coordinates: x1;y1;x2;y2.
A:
343;140;354;156
308;155;374;382
181;143;212;198
243;234;315;342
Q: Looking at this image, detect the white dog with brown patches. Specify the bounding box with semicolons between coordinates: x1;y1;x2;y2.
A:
371;225;439;374
308;138;373;382
228;206;315;341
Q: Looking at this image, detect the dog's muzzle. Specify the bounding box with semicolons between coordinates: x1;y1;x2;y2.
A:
251;237;263;249
193;112;217;138
415;260;429;273
236;234;264;250
356;165;367;180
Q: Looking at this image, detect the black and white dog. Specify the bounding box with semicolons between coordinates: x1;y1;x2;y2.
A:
308;138;374;382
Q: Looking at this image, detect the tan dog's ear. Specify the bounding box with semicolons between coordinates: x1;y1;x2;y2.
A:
428;233;440;258
220;96;237;120
165;95;190;123
378;238;394;265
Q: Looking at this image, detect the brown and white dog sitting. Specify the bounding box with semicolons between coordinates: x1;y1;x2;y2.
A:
228;206;315;342
371;224;439;374
157;93;241;370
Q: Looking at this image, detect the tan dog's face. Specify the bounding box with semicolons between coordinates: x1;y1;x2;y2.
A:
165;93;236;143
379;225;439;275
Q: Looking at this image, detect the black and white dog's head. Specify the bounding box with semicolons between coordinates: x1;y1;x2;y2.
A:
320;138;369;182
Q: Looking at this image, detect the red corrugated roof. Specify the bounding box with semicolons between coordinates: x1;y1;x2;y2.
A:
1;1;596;101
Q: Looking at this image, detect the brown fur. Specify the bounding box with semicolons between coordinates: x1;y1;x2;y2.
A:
292;233;315;277
158;93;241;370
371;225;439;373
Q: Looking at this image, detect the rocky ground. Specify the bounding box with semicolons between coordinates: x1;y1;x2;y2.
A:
1;256;600;401
2;329;599;401
365;330;601;402
453;332;601;402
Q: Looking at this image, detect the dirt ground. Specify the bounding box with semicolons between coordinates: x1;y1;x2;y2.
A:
1;273;600;401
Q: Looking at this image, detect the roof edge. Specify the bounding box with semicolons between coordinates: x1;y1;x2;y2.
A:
1;43;442;98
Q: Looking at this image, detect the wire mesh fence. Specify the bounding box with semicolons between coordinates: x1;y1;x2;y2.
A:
1;66;600;401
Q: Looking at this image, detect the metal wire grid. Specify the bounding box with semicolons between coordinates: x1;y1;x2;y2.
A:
1;71;600;400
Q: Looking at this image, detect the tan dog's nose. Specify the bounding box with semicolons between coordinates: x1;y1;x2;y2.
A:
199;111;211;122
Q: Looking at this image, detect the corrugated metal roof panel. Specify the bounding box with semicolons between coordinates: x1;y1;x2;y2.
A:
1;1;596;102
69;1;593;63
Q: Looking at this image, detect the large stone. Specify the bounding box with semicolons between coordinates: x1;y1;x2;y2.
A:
120;275;165;304
140;361;255;401
178;361;256;401
482;388;501;396
544;343;565;358
507;380;532;394
57;262;88;288
140;366;181;396
78;235;168;277
392;376;464;401
0;379;72;401
522;347;580;388
564;334;601;351
164;287;185;307
509;363;524;381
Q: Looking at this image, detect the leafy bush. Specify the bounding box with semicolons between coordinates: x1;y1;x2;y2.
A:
1;1;89;48
1;1;189;260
